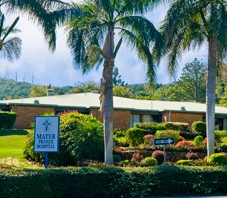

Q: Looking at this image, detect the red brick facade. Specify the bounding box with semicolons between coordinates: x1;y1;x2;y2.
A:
10;105;54;129
162;111;203;127
90;109;131;130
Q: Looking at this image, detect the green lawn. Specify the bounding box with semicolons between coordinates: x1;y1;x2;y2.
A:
0;130;41;169
0;130;28;158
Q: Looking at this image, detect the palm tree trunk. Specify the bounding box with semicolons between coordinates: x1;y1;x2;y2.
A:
101;26;115;164
206;37;217;157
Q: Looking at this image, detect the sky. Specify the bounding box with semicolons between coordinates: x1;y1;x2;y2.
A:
1;1;208;87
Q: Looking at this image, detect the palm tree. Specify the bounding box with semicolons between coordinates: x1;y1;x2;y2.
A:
45;0;163;164
0;12;21;61
160;0;227;157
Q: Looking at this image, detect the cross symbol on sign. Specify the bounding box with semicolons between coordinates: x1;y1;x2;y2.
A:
42;119;51;132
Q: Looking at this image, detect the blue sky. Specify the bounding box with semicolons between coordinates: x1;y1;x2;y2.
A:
2;1;208;87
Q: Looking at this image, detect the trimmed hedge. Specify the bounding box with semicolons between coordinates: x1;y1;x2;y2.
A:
1;166;227;197
0;112;16;129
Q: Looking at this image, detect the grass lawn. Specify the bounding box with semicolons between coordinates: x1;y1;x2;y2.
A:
0;129;41;169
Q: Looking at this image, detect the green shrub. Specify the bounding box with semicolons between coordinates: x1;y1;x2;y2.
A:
164;122;189;131
208;153;227;166
24;112;104;166
215;130;227;142
192;121;206;136
113;130;129;146
193;135;204;146
176;159;194;166
134;122;166;134
0;111;16;129
141;157;157;166
113;154;122;163
1;166;227;197
155;130;180;144
126;128;144;146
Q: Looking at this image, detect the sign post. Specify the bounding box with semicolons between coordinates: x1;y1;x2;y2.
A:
154;138;174;165
34;116;60;168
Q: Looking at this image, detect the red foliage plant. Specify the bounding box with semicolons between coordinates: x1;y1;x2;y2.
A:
185;152;199;160
178;136;185;142
144;134;155;146
131;152;143;162
57;110;78;116
152;150;164;165
175;140;194;148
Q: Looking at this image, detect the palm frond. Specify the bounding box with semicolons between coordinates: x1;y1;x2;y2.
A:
119;28;156;83
1;37;21;61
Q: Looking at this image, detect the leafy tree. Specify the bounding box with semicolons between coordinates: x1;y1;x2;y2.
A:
178;58;207;102
0;13;21;61
160;0;227;157
70;81;99;94
113;85;131;98
112;66;127;86
153;83;187;101
29;85;47;97
47;0;163;164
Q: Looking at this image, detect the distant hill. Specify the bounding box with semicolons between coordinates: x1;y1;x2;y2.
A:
0;78;74;100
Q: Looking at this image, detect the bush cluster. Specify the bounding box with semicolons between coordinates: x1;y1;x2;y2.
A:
1;166;227;197
164;122;189;131
24;112;104;166
134;122;165;134
0;112;16;129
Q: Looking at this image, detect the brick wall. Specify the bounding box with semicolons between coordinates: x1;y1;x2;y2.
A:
10;105;54;129
162;111;203;127
90;109;131;130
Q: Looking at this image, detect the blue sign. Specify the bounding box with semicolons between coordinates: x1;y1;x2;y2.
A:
154;138;174;146
34;116;60;153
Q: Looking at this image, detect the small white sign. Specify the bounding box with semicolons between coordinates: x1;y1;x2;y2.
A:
34;116;60;152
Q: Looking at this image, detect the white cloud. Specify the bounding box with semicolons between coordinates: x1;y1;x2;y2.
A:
1;2;208;87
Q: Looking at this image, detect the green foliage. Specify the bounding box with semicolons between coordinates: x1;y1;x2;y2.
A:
126;128;144;147
193;135;204;146
113;154;122;164
29;85;47;97
2;166;227;197
215;130;227;142
0;112;16;129
192;121;206;136
70;81;99;94
112;66;127;86
176;159;194;166
24;112;104;166
113;85;131;98
208;153;227;166
141;157;157;167
134;122;165;134
113;130;129;146
155;130;180;144
164;122;189;131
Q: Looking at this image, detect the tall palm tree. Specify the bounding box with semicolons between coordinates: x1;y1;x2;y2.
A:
160;0;227;157
0;12;21;61
46;0;163;164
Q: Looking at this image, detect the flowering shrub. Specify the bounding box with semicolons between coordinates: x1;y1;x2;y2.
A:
152;150;164;165
57;109;78;116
